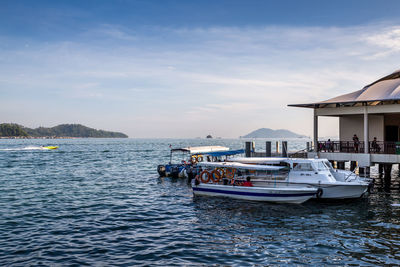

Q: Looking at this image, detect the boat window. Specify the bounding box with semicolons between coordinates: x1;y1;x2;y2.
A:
323;161;333;170
315;161;329;171
292;163;313;171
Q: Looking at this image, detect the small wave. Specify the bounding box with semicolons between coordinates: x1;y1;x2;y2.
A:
0;146;51;151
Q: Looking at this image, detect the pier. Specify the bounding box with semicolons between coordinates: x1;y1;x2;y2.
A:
287;70;400;191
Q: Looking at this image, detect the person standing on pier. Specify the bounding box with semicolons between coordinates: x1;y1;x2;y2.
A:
353;134;359;153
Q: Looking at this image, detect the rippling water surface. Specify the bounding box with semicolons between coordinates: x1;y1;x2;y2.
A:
1;138;400;266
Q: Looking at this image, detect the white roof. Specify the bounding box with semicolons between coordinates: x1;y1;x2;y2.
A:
197;161;286;171
289;69;400;108
228;157;287;164
228;157;328;164
172;146;229;154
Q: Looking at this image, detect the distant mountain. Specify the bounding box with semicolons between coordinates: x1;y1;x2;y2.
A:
241;128;307;138
0;123;128;138
0;123;28;137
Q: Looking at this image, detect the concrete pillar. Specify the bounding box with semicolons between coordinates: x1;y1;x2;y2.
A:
350;161;357;172
306;142;310;152
364;106;369;154
245;142;251;157
266;141;271;157
337;161;345;170
313;108;318;152
384;164;392;192
276;141;280;154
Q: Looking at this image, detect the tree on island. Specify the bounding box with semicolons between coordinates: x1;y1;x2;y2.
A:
0;123;128;138
0;123;28;137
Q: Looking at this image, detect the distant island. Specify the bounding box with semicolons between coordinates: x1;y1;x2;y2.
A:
0;123;128;138
241;128;307;138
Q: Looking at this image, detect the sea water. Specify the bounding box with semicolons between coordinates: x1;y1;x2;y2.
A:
0;138;400;266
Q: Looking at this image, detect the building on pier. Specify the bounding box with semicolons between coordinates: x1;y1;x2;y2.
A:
289;69;400;187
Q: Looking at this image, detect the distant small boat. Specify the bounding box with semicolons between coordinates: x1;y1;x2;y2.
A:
206;135;212;139
42;146;59;150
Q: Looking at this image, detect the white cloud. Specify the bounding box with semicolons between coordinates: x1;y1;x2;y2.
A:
1;22;400;137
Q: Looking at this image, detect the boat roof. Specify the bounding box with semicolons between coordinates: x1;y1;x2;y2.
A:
228;157;329;164
171;146;229;154
197;161;286;171
194;149;244;157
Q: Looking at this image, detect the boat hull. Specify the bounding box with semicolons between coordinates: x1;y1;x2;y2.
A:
311;183;368;199
252;180;369;199
192;184;317;204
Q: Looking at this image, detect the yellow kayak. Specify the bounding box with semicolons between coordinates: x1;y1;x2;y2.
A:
42;146;59;150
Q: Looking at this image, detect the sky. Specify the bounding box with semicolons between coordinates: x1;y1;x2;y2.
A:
1;0;400;138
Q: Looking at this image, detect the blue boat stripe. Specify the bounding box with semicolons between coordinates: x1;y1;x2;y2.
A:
193;187;316;197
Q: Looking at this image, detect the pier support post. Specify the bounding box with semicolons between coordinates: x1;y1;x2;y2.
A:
383;164;393;192
337;161;345;170
359;167;365;177
282;141;288;157
364;105;369;154
350;161;357;172
306;142;310;152
266;141;271;157
365;167;370;177
313;108;318;152
378;164;383;178
276;141;280;154
245;142;251;157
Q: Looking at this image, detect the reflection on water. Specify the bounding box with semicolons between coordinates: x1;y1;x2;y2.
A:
0;138;400;265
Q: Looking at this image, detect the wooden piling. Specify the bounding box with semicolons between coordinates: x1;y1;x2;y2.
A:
282;141;288;157
266;141;271;157
245;142;251;157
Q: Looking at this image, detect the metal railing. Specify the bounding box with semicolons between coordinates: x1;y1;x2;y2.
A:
317;141;398;154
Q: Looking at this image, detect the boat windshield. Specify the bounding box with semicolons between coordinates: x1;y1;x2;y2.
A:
324;160;334;170
314;161;329;171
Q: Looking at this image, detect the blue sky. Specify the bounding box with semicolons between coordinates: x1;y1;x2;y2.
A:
1;1;400;138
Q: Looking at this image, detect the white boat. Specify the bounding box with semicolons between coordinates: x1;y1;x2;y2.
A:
193;162;318;204
226;157;372;199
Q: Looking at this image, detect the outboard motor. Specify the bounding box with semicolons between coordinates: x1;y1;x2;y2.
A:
157;165;166;177
187;167;194;183
170;166;180;178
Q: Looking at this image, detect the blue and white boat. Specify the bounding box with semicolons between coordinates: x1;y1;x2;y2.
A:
157;146;244;178
192;162;318;204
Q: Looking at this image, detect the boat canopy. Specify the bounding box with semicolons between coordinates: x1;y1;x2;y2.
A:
171;146;229;154
197;161;286;171
193;149;244;157
227;157;288;164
